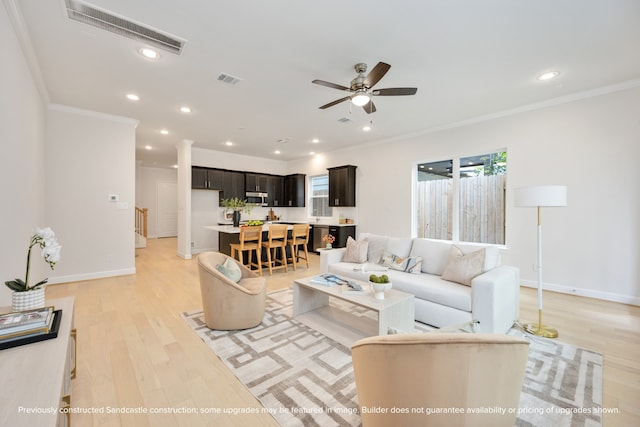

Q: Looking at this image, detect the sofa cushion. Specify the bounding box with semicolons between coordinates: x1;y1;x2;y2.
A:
386;271;472;312
360;233;388;264
360;233;414;263
216;257;241;282
381;252;423;274
410;238;501;274
327;263;472;312
455;243;500;271
441;246;485;286
410;238;452;275
342;236;368;263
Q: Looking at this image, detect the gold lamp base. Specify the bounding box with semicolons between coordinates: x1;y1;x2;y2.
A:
524;309;558;338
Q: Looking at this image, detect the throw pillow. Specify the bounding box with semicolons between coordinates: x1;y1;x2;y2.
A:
342;236;368;263
441;246;485;286
380;251;423;274
216;257;242;283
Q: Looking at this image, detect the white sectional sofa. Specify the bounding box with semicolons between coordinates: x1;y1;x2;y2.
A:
320;233;520;333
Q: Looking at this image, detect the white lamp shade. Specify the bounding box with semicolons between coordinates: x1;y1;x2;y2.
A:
351;92;370;107
514;185;567;207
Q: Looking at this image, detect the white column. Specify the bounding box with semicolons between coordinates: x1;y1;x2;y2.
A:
176;139;193;259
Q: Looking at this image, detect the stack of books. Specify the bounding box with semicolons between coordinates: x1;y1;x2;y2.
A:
310;274;349;286
0;306;59;349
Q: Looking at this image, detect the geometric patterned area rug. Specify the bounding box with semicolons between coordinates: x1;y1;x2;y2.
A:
182;289;603;427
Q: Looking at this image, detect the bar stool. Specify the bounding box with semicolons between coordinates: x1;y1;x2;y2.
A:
230;225;263;276
287;223;310;270
261;224;288;275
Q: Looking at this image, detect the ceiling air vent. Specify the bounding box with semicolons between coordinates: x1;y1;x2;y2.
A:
338;117;351;123
65;0;186;55
217;73;243;85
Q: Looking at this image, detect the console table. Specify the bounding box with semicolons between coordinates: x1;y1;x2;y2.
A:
0;297;76;426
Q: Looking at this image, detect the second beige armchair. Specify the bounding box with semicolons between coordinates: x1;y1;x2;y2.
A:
351;333;529;427
197;251;266;330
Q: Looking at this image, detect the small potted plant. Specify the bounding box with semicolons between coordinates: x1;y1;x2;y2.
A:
322;234;335;249
368;274;392;300
5;227;62;311
220;197;253;227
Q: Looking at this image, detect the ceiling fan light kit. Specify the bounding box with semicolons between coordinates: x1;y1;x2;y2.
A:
312;61;417;114
351;92;370;106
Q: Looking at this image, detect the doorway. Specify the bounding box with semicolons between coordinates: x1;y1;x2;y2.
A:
156;181;178;238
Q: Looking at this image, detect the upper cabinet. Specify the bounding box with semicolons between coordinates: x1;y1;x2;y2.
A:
245;173;270;193
221;170;245;201
193;167;304;208
192;167;224;190
328;165;357;207
284;174;306;207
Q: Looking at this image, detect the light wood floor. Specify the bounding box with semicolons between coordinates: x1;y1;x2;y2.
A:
44;237;639;426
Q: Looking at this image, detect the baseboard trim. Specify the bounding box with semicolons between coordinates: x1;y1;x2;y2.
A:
46;268;137;285
521;280;640;306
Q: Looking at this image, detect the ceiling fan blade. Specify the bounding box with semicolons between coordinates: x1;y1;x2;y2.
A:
362;101;376;114
363;62;391;88
372;87;418;96
319;96;351;109
312;79;351;92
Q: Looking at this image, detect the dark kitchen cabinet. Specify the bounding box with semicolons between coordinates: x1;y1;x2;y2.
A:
328;165;357;207
245;173;270;193
329;225;356;248
221;170;245;202
284;174;306;207
192;167;224;190
267;175;284;207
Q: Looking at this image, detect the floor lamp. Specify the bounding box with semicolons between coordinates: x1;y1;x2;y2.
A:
514;185;567;338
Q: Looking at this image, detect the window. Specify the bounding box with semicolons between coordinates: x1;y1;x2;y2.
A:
309;175;333;217
416;151;507;244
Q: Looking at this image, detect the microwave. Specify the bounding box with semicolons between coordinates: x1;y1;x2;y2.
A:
246;191;268;206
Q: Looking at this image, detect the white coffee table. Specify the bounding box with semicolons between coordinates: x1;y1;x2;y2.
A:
292;276;415;347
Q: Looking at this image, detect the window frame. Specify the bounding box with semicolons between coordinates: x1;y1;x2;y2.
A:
414;149;507;246
308;174;333;218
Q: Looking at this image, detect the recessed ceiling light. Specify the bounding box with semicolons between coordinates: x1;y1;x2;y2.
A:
160;129;169;135
180;106;192;113
139;48;160;60
126;93;140;101
225;141;233;146
362;126;371;132
144;145;152;150
311;138;319;143
274;150;281;154
309;152;316;155
172;164;178;169
537;71;559;81
419;165;424;168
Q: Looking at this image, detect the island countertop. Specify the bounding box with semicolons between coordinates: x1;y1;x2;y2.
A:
205;222;355;234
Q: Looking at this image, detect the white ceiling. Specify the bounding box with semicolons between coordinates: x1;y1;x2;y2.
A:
12;0;640;168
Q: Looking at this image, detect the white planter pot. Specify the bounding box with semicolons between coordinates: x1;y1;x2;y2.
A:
12;288;45;312
370;281;392;300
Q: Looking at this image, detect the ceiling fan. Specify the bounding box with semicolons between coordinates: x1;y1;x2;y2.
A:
312;62;417;114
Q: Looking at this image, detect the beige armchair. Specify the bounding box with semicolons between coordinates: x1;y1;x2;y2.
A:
197;251;266;330
351;333;529;427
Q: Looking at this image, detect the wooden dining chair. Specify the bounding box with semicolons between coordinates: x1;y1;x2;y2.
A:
287;223;310;270
260;224;288;275
230;225;263;276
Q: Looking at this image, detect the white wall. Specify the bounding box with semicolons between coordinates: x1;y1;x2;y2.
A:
45;105;137;283
287;86;640;304
137;166;178;238
0;3;47;306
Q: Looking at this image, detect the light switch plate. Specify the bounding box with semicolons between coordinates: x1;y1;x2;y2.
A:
117;202;128;210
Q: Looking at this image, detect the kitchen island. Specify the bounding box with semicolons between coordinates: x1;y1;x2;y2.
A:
204;224;296;257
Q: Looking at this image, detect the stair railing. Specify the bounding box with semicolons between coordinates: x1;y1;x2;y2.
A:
135;207;148;238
